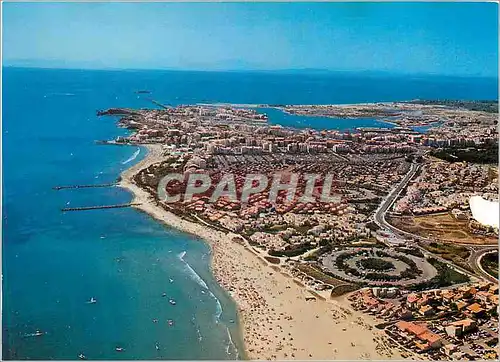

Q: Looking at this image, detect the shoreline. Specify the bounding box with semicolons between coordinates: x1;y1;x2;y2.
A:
118;144;407;360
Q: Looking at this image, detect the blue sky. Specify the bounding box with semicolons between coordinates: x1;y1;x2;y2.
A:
2;2;498;77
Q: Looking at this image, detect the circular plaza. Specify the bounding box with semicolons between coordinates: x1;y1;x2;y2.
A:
320;247;438;286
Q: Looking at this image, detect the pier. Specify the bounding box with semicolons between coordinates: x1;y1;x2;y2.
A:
151;100;172;109
53;183;117;191
61;203;141;212
95;140;129;146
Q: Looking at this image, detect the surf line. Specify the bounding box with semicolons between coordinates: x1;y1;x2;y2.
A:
178;251;223;323
122;148;141;165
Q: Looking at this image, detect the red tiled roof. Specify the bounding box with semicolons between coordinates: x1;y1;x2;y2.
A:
467;303;485;313
451;318;475;327
419;331;442;344
407;293;419;303
396;321;429;337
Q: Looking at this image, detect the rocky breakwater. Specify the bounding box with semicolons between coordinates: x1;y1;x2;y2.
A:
96;108;142;116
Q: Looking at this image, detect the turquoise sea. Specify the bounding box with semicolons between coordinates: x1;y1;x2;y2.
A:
2;67;497;360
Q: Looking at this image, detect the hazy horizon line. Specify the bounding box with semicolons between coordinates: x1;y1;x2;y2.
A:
3;64;499;80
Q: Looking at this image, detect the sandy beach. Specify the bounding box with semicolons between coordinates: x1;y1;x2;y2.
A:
119;145;408;360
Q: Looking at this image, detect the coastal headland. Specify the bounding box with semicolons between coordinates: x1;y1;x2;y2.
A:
109;101;498;360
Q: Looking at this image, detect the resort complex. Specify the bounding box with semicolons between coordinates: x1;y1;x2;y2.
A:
99;100;498;360
3;1;498;360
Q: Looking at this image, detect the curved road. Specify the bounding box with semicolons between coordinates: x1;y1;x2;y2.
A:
470;248;498;283
373;161;496;282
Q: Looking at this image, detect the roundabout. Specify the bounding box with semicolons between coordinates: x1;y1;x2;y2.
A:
357;257;396;272
320;247;438;286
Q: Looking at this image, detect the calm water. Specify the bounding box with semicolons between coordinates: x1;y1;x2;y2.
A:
259;107;394;130
2;67;498;360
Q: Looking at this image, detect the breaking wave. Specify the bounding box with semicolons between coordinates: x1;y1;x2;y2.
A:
44;92;76;97
122;148;141;165
226;326;239;358
178;251;223;323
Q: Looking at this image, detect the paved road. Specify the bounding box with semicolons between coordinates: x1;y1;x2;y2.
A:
372;161;489;281
469;247;498;283
374;162;420;232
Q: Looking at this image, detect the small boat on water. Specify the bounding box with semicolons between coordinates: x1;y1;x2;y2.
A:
155;342;160;351
167;319;174;326
169;299;176;305
115;347;125;352
169;278;174;283
23;330;45;338
153;318;158;323
78;353;87;360
162;292;167;297
87;297;97;304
